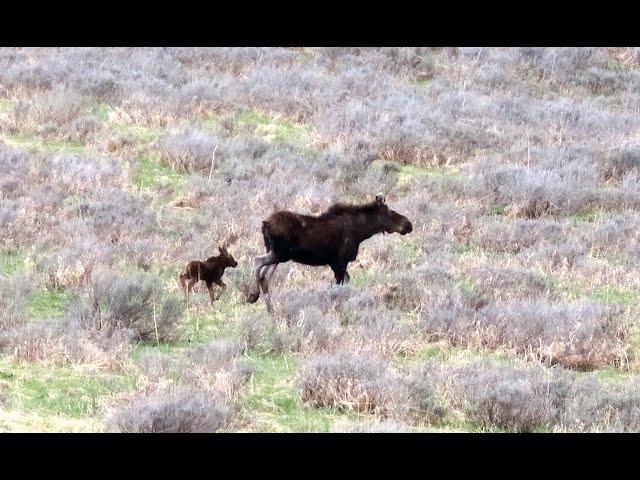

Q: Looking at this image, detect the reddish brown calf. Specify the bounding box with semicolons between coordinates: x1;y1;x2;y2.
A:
179;246;238;303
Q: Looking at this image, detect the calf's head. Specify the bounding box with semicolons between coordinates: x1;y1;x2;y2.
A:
373;194;413;235
219;246;238;267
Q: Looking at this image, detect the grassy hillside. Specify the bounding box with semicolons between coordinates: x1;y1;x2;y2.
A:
1;47;640;432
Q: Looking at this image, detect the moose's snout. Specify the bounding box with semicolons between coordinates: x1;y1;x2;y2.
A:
400;220;413;235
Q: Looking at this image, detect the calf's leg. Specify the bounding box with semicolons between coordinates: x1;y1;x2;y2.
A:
213;279;227;300
206;282;217;304
179;274;188;294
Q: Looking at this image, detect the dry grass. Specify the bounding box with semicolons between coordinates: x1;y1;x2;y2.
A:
1;47;640;431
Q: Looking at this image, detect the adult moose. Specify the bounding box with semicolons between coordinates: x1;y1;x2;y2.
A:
247;194;413;313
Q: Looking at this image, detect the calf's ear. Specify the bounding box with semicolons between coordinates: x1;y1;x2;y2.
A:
375;193;386;205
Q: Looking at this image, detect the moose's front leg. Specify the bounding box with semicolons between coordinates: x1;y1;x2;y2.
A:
206;282;217;304
331;264;348;285
334;240;356;285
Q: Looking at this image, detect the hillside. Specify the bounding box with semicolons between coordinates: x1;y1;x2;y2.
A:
1;47;640;432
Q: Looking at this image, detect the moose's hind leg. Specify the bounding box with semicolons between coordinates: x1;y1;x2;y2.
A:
259;264;278;314
255;252;278;280
250;251;279;311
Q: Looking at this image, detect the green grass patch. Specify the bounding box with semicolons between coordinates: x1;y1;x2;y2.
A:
178;291;252;347
606;57;633;73
0;250;25;276
557;278;639;304
591;286;638;304
489;203;506;216
131;342;184;362
3;133;85;154
197;113;221;130
349;268;389;287
0;98;13;119
587;248;630;267
575;206;606;223
89;102;113;122
393;343;449;369
395;237;425;266
410;76;431;87
25;287;69;319
593;367;634;382
373;159;458;187
96;103;164;148
0;406;102;433
237;110;312;146
111;123;163;145
97;103;163;144
455;277;478;297
454;244;476;255
0;355;138;420
130;152;187;193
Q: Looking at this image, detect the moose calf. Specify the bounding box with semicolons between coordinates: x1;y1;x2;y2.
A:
179;246;238;303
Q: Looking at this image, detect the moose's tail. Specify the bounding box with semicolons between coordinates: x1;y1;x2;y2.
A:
261;221;272;252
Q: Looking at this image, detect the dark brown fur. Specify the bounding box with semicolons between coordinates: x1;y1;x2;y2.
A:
179;246;238;303
247;194;413;313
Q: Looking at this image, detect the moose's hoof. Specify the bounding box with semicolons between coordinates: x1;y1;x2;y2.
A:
246;292;259;304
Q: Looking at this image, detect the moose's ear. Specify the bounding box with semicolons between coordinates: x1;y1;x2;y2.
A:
219;246;225;253
375;194;386;205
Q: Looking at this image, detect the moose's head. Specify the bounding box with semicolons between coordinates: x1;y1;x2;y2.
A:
373;194;413;235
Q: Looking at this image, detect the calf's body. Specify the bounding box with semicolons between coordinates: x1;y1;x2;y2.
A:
179;247;238;303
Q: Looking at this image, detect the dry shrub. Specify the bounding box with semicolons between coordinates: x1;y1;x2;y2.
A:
463;266;552;301
1;322;133;372
331;420;415;432
345;307;416;357
297;351;404;415
106;387;232;433
476;299;630;370
420;294;630;371
285;306;344;354
0;275;34;329
68;268;185;343
402;362;449;426
437;359;557;432
8;89;88;131
559;375;640;432
377;266;455;311
601;147;640;184
137;338;255;404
